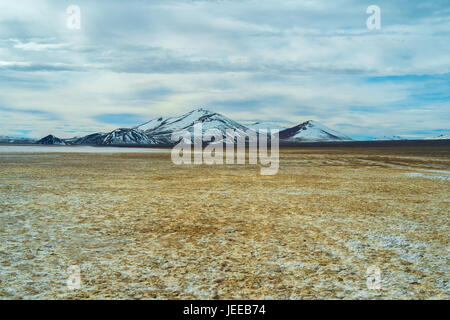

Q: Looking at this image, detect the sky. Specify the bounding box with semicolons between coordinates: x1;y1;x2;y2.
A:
0;0;449;140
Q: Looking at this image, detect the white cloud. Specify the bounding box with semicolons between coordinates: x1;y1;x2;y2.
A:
10;39;69;51
0;0;448;138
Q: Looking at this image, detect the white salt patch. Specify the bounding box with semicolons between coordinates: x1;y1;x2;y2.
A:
0;145;170;153
404;172;450;181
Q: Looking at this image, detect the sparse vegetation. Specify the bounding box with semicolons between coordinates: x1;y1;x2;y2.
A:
0;146;448;299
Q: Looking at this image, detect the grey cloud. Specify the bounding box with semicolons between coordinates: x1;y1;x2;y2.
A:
0;0;448;138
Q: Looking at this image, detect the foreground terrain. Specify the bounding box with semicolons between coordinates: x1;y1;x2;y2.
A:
0;146;449;299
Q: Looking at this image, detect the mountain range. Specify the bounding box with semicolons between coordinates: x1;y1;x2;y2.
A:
0;136;37;144
1;108;448;146
371;135;405;141
424;134;450;140
33;108;354;146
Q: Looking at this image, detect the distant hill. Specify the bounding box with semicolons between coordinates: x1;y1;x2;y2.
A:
0;136;36;144
424;133;450;140
372;135;405;141
36;135;66;145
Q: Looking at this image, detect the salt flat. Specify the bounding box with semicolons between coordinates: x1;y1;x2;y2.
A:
0;146;448;299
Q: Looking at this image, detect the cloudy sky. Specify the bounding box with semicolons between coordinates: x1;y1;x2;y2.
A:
0;0;449;139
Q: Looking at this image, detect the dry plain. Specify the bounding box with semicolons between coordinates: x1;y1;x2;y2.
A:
0;146;449;299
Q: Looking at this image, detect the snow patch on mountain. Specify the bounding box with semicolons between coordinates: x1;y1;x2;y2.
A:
239;120;292;131
134;117;166;132
101;128;158;145
71;129;158;145
72;132;107;145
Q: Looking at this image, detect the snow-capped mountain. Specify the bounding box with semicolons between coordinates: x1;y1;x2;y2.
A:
135;108;250;144
32;108;357;145
279;120;352;142
36;135;66;145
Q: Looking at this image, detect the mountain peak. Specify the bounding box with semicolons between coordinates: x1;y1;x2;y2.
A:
188;107;215;115
280;120;352;142
36;134;66;145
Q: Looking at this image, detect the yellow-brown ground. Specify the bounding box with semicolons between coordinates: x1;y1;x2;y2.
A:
0;146;449;299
